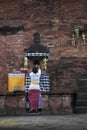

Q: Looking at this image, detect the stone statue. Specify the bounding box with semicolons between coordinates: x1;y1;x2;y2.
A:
33;32;40;44
42;57;48;71
24;56;28;68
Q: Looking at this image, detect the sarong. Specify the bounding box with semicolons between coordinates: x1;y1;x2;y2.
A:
28;90;40;111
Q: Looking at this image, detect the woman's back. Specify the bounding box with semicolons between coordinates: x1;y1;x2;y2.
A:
29;68;41;90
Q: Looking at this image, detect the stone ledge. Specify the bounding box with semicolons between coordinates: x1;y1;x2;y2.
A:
0;93;73;116
0;91;75;96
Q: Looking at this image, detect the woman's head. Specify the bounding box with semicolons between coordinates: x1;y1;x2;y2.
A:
32;66;38;74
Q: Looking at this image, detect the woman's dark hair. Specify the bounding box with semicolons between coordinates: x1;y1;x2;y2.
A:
32;66;38;74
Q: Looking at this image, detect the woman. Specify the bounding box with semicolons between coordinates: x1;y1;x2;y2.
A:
28;66;41;113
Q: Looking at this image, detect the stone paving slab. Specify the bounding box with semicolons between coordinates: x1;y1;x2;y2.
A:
0;114;87;130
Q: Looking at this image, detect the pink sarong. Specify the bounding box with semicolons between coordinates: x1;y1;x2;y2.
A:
28;90;40;111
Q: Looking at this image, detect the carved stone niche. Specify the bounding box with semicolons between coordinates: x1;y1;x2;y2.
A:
25;32;49;70
71;23;87;46
0;20;24;35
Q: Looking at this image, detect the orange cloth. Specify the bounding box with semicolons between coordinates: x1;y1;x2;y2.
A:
8;73;25;92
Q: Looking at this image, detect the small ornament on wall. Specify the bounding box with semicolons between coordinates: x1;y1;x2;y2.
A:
72;34;76;46
74;28;79;37
82;32;86;45
24;56;28;68
42;57;48;71
71;24;86;47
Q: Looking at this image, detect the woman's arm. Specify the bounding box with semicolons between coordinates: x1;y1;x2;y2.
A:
38;68;41;75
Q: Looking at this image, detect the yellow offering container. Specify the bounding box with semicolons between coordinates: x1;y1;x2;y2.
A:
8;73;25;92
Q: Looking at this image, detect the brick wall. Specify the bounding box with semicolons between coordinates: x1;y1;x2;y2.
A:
0;0;87;93
48;57;87;93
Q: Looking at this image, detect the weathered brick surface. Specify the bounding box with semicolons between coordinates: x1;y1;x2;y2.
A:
0;0;22;19
48;57;87;93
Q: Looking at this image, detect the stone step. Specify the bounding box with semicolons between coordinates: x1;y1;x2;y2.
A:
76;100;87;106
75;106;87;114
78;79;87;87
80;73;87;79
78;87;87;93
77;93;87;100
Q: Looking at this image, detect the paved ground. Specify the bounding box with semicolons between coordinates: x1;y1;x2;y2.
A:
0;114;87;130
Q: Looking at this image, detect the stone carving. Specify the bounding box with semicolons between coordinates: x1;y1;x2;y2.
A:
33;32;40;44
72;24;86;46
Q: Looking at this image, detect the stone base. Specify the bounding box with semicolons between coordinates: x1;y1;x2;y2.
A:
0;93;73;116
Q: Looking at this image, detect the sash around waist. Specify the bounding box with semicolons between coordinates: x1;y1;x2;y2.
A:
31;82;39;85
